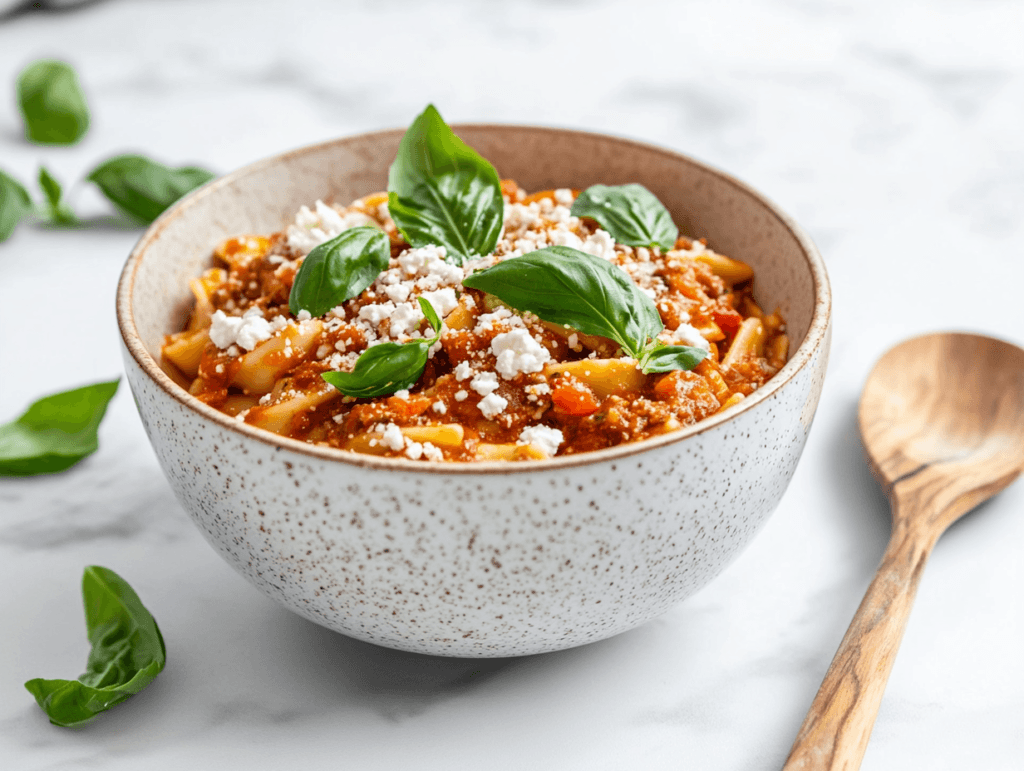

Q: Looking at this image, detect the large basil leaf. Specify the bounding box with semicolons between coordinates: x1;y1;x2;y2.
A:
17;60;90;145
1;169;33;243
462;246;663;357
87;155;215;224
289;227;390;318
0;379;119;476
570;184;678;250
322;298;441;398
25;566;166;727
640;343;707;373
387;105;503;266
38;166;77;226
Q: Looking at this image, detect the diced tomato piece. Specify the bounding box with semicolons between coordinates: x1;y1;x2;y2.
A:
386;394;432;420
712;306;743;336
551;381;600;416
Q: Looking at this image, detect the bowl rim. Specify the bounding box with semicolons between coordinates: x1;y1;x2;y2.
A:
116;123;831;476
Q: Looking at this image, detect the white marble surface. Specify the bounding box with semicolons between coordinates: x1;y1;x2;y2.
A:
2;0;1022;768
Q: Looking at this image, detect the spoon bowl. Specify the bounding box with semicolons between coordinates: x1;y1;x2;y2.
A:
783;332;1024;770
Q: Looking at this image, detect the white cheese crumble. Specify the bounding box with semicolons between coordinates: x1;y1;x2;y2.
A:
517;425;564;457
469;371;500;396
661;323;711;352
478;392;508;419
380;423;406;452
432;401;447;414
454;361;474;381
454;390;469;402
491;328;551;380
209;308;275;351
287;200;379;254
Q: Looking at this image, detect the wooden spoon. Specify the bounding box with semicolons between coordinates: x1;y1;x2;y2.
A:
782;332;1024;770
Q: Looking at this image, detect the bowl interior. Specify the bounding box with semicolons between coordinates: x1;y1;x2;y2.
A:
127;127;821;362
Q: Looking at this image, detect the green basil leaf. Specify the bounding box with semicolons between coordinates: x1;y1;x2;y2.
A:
461;245;663;357
24;566;166;727
289;227;390;317
87;155;215;224
17;60;90;145
322;299;441;398
0;168;33;243
323;341;430;399
387;104;503;266
640;343;708;374
570;184;678;250
38;166;77;226
0;379;119;476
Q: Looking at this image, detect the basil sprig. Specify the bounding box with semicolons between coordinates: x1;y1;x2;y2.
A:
1;169;33;243
462;246;706;374
570;184;678;250
87;154;215;224
25;566;166;727
17;60;91;145
388;105;503;266
38;166;77;226
322;298;442;398
0;379;119;476
289;226;390;318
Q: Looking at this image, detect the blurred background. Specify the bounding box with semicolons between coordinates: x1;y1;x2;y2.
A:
2;2;1022;770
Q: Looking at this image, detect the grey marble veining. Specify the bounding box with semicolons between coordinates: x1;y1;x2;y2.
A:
2;0;1023;768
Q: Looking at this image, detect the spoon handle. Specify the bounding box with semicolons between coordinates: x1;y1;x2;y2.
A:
782;524;934;770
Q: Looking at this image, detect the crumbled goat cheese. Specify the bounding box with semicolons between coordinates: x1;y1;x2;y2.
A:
454;390;469;402
454;361;474;381
469;371;500;396
553;189;574;206
380;423;406;452
432;401;447;414
662;323;711;352
474;306;524;333
581;229;617;261
421;442;444;462
209;308;274;351
392;389;410;399
296;309;312;322
517;425;564;457
359;302;396;327
478;392;508;419
398;245;463;285
287;200;379;254
491;329;551;379
419;287;458;317
385;283;411;303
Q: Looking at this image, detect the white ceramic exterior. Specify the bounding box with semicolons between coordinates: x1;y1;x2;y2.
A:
117;127;831;657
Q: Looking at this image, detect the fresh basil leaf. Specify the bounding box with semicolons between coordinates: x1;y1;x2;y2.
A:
570;184;678;250
322;298;441;398
289;227;390;318
418;295;442;335
0;379;119;476
1;168;33;243
461;245;663;357
639;343;707;374
87;155;215;224
17;60;90;145
38;166;77;226
387;104;503;266
25;566;166;727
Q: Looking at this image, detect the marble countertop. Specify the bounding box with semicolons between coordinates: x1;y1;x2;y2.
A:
2;0;1022;768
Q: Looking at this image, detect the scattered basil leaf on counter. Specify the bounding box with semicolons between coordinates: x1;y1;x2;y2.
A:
289;226;391;318
0;379;119;476
463;246;704;374
570;184;678;250
38;166;77;226
639;343;707;373
17;60;91;145
322;298;442;398
86;155;215;224
0;168;33;243
387;104;504;266
24;566;166;727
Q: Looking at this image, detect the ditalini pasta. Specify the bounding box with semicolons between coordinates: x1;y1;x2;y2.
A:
162;183;788;462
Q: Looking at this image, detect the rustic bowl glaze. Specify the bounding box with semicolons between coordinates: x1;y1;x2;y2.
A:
116;126;831;657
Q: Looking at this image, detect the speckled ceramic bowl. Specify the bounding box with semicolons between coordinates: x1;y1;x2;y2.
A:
116;126;831;658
